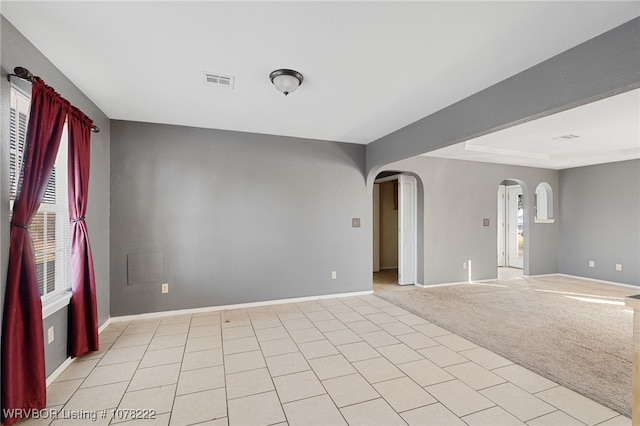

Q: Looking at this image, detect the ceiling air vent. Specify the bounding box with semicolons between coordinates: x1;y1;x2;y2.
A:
552;134;580;141
204;72;235;89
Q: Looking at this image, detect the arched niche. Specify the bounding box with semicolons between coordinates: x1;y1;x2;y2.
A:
534;182;555;223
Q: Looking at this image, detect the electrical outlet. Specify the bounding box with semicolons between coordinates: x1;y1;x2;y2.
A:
463;262;467;270
47;326;54;344
616;264;623;271
331;271;337;280
162;283;169;294
588;260;595;268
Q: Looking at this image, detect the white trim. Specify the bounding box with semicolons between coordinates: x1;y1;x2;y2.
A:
380;266;398;270
416;278;496;288
552;273;640;290
110;290;375;323
534;219;555;224
46;317;114;387
42;291;72;319
46;357;73;387
473;279;498;284
417;281;470;288
98;318;112;334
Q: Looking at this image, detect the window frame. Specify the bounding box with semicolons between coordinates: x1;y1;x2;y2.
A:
8;84;72;314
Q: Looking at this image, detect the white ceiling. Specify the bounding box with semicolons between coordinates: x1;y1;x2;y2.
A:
1;1;639;169
423;88;640;170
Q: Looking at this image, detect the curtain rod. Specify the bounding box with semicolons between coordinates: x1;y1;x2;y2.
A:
7;66;100;133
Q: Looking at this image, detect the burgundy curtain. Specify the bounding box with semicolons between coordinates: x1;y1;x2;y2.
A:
67;108;99;357
1;79;68;426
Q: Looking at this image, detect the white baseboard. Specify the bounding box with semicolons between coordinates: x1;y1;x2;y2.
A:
98;318;112;334
46;357;73;387
414;277;496;289
416;280;470;288
110;290;375;323
380;266;398;270
46;317;113;387
553;273;640;290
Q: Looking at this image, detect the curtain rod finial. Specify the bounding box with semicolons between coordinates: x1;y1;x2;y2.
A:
13;67;36;83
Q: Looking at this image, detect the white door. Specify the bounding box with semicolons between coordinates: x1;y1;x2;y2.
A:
398;174;417;285
497;185;506;267
507;185;524;269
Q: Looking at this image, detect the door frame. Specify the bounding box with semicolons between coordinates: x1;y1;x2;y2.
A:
498;181;527;272
374;173;418;285
506;185;524;269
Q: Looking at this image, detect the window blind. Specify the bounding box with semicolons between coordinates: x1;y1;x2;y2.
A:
9;87;71;300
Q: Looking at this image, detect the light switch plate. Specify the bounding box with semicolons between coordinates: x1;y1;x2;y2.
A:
352;218;361;228
483;218;490;227
47;326;54;344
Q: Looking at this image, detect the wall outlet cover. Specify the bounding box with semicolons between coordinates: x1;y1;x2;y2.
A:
616;264;623;271
588;261;595;268
162;283;169;293
331;271;337;280
47;326;54;344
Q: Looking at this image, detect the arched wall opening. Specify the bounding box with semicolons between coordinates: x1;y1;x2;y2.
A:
370;169;425;288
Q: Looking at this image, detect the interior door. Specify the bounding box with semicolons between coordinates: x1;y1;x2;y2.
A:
497;185;506;267
398;174;417;285
507;185;524;269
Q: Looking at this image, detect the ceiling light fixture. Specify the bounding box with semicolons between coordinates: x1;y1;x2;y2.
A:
269;69;303;96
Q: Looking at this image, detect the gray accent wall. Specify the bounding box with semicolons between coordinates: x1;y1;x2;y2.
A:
559;159;640;286
110;120;370;316
1;16;111;376
380;156;560;285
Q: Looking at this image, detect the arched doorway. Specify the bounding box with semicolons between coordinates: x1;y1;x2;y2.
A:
372;171;421;289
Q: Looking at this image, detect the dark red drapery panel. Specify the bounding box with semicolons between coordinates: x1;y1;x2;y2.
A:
1;79;68;426
67;108;99;358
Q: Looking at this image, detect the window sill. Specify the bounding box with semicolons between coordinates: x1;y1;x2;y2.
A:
42;291;72;319
534;218;555;224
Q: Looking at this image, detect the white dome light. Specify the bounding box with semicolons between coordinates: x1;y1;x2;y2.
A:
269;69;303;96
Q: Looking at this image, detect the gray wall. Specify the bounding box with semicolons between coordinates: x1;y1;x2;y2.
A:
43;308;69;377
0;16;111;376
380;156;560;285
110;120;370;316
559;159;640;286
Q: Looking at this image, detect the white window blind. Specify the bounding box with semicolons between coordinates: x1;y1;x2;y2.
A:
9;86;71;302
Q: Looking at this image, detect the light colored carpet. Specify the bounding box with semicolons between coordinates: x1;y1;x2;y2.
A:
376;274;636;417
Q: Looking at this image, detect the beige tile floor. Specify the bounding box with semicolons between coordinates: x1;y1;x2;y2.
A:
22;293;630;426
